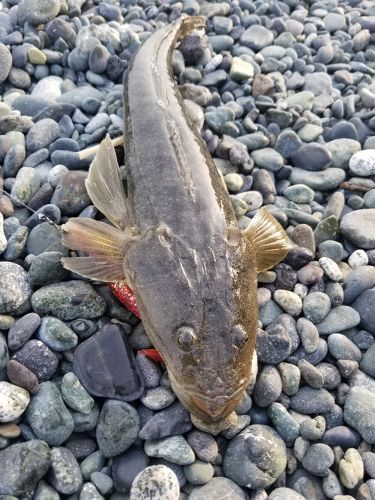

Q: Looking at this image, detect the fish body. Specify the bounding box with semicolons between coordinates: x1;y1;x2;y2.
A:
61;16;290;433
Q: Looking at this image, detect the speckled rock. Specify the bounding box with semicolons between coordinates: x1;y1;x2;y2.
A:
0;262;32;314
223;425;287;489
0;381;30;423
0;440;50;498
48;446;83;494
130;465;180;500
31;281;106;320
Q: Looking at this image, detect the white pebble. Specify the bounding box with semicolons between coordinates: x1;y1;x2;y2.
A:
130;465;180;500
319;257;343;282
294;283;309;300
348;249;368;268
0;381;30;423
273;290;303;316
349;150;375;177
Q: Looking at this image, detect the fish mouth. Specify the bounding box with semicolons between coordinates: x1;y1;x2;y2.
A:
169;372;246;423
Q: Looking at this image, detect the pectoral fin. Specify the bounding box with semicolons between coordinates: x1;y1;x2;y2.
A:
61;218;132;282
243;208;291;272
85;134;128;231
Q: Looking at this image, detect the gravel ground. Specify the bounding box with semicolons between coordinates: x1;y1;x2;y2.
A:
0;0;375;498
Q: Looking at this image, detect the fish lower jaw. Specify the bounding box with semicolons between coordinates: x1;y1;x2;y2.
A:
191;411;238;435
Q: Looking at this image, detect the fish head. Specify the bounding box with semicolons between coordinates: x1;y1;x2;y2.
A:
126;226;258;428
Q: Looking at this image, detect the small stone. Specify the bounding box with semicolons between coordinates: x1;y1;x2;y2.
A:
7;360;39;394
0;381;30;423
26;222;66;256
316;306;360;335
240;25;274;51
322;426;360;450
326;139;361;169
348;249;369;268
90;471;113;496
298;359;324;389
0;43;12;84
314;216;339;247
297;318;320;353
300;416;326;441
273;290;302;316
26;382;74;446
7;312;40;350
61;372;94;415
344;387;375;443
28;251;69;286
290;387;335;414
184;460;214;485
319;257;343;282
223;425;287;489
251;148;284;172
26;119;60;153
37;316;78;351
283;184;314;204
130;465;180;500
13;340;58;382
144;436;195;465
31;281;106;321
51;171;91;216
139;402;191;440
328;334;362;362
0;440;50;498
253;365;282;408
303;292;331;324
341;209;375;249
188;477;247;500
302;443;334;477
18;0;60;24
96;400;139;457
256;326;292;364
278;363;300;396
291;143;331;171
112;447;150;494
230;57;254;81
269;488;305;500
290;168;345;191
48;446;83;495
268;403;300;445
339;448;364;489
80;482;104;499
186;430;218;463
349;150;375;177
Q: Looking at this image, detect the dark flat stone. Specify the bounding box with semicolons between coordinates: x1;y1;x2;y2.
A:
73;324;144;402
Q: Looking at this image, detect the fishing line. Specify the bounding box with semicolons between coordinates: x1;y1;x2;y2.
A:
0;190;61;231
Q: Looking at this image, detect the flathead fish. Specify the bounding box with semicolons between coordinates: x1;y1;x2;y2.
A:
61;16;291;433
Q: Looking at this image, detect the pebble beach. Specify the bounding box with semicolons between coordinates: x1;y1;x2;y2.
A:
1;0;375;498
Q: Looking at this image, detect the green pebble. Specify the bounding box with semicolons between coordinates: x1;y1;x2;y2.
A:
314;215;339;247
61;372;95;415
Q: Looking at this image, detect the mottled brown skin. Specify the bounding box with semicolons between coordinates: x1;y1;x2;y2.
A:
122;17;259;426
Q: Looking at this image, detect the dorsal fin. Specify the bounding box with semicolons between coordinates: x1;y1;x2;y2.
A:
85;134;128;231
243;208;291;272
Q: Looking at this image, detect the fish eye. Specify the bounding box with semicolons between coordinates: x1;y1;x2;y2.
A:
231;324;248;349
177;326;197;350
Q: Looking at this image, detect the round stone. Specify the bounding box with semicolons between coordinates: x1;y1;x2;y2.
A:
273;290;302;316
291;143;331;171
302;444;334;476
344;386;375;443
37;316;78;352
0;44;11;84
269;488;305;500
26;119;60;153
303;292;331;324
13;339;58;382
26;381;74;446
96;400;140;457
349;150;375;177
0;440;50;498
290;387;335;414
316;306;360;335
0;262;32;314
139;402;191;440
0;381;30;423
130;465;180;500
341;209;375;249
48;446;83;495
18;0;60;24
183;460;214;485
112;447;150;494
253;365;282;408
7;312;41;350
223;425;287;489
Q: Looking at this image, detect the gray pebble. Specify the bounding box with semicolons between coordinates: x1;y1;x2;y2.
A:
96;400;139;457
302;443;334;477
130;465;180;500
37;316;78;351
26;381;74;446
61;372;94;415
48;446;83;494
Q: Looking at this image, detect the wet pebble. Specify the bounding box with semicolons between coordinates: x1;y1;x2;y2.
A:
7;312;40;350
112;447;150;494
37;316;78;351
96;400;139;457
61;372;95;415
139;402;191;440
188;477;247;500
344;387;375;443
291;387;335;414
141;387;176;411
302;443;334;477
